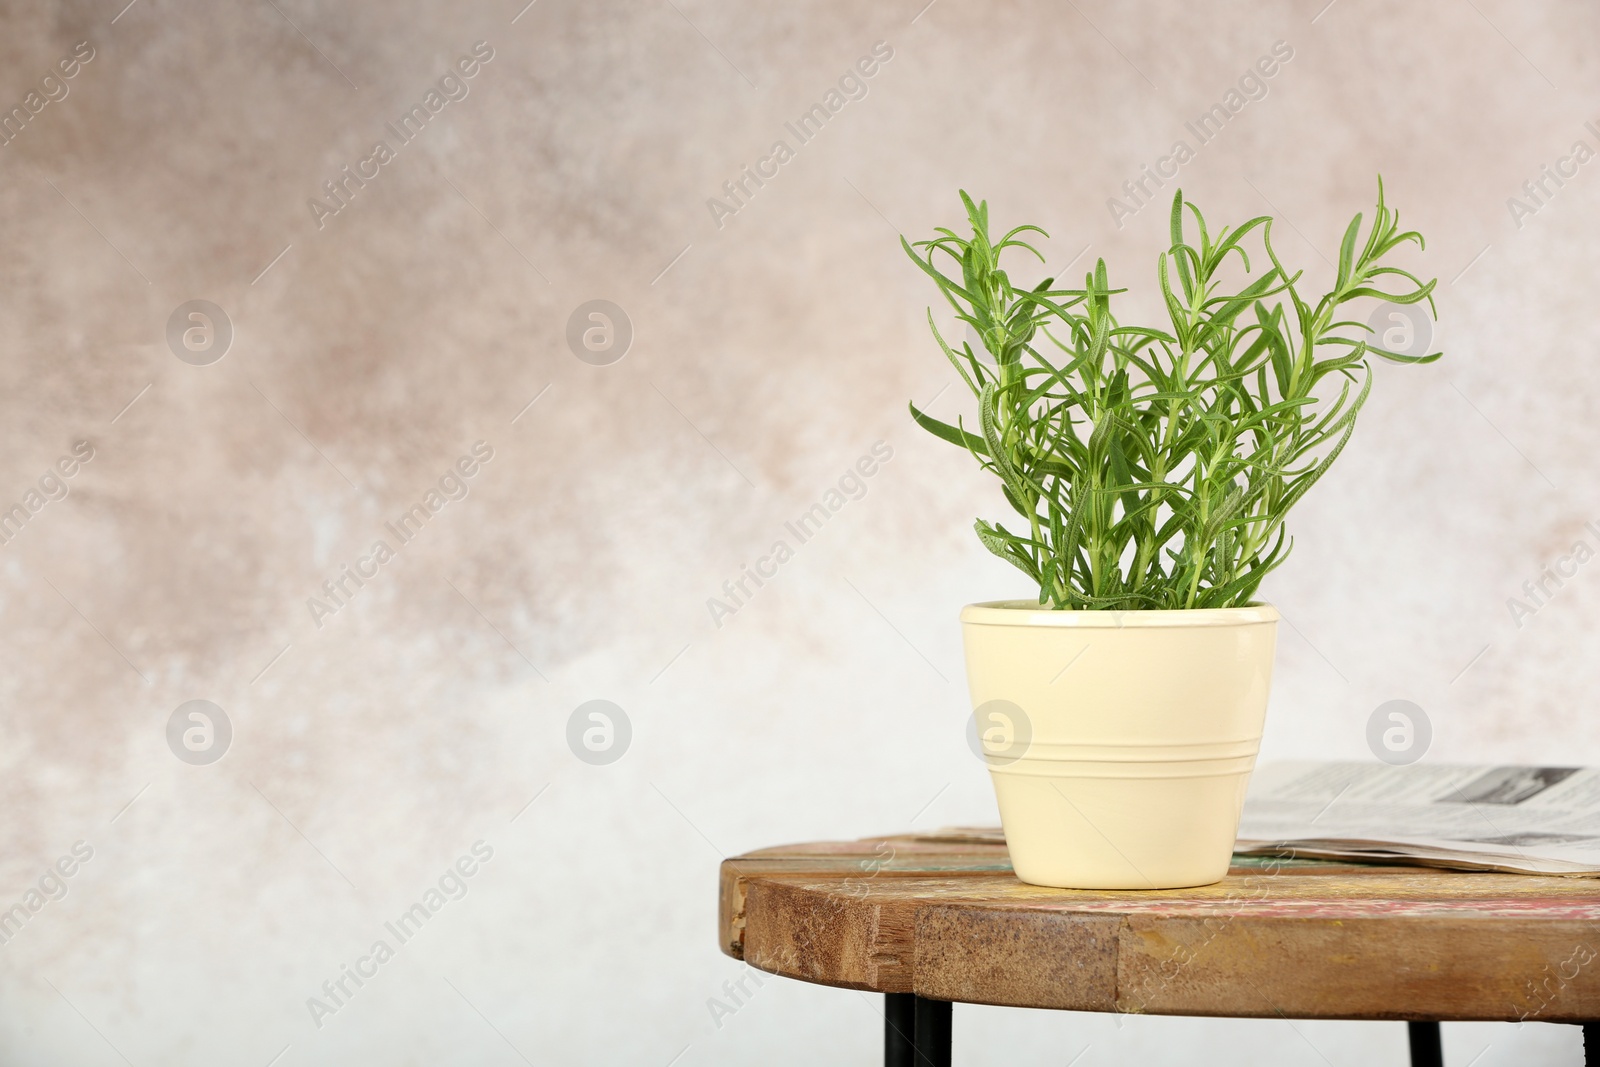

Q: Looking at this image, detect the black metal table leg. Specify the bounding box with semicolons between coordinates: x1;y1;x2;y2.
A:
1584;1021;1597;1066
885;994;915;1067
913;996;951;1067
885;994;951;1066
1408;1021;1442;1067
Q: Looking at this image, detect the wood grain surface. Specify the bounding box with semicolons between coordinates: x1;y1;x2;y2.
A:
719;835;1600;1021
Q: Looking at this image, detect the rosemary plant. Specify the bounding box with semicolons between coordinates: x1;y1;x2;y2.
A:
906;182;1439;610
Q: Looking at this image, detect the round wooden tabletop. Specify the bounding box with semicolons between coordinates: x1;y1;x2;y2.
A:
719;833;1600;1022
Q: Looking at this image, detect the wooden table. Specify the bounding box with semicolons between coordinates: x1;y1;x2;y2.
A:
719;833;1600;1066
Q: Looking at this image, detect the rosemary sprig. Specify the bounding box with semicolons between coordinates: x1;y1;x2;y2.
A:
906;181;1440;610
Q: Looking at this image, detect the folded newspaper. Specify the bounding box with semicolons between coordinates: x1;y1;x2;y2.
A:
1234;762;1600;876
923;762;1600;876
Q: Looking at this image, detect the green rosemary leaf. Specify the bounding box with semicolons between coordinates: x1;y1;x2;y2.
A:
908;401;987;454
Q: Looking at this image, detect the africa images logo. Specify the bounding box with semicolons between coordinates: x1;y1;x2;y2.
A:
306;42;495;230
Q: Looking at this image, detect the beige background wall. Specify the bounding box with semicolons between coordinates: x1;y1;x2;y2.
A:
0;0;1596;1063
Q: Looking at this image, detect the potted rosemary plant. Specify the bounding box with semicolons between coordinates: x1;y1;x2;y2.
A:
906;183;1439;888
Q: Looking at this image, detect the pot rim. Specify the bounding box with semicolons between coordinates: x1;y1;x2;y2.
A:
960;600;1279;628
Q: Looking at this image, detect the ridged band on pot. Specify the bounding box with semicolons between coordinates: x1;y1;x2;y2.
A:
960;600;1279;890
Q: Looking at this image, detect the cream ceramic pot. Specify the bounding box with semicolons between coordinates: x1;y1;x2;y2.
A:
960;601;1279;890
